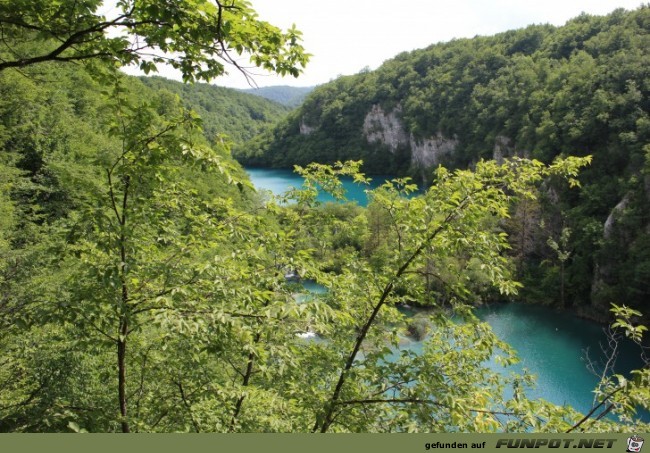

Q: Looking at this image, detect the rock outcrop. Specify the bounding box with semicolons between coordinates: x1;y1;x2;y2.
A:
493;136;512;163
362;104;458;168
410;134;458;168
362;105;409;150
603;194;631;240
299;117;316;135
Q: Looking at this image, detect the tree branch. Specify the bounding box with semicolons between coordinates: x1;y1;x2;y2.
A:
176;380;201;433
315;195;472;433
566;386;624;433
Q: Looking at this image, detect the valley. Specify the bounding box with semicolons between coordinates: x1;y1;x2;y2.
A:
0;0;647;434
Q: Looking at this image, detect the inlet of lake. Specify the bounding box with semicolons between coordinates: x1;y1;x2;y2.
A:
246;166;645;418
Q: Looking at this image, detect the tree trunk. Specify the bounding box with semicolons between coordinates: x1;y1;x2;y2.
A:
230;332;261;431
118;317;130;433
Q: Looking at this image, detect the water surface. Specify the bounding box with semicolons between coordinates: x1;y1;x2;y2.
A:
397;303;644;415
246;167;398;207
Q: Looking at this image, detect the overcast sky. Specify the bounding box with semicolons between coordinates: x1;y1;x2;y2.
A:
123;0;646;88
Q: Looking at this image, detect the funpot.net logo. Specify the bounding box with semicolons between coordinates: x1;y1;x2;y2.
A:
627;436;644;453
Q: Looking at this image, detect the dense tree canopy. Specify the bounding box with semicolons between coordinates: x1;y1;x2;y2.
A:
139;76;290;146
0;0;648;434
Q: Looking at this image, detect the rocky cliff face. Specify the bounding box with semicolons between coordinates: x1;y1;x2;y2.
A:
603;194;631;240
362;104;458;169
410;134;458;168
590;196;630;311
492;135;532;163
299;117;316;135
362;105;409;150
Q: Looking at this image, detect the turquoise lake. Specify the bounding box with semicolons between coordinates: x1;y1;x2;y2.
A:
245;167;397;206
397;303;644;416
246;166;646;418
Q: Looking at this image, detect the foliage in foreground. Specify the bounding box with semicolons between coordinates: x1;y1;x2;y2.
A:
0;0;648;433
2;83;648;430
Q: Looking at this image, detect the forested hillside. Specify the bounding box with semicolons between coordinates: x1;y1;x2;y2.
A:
139;76;290;145
0;60;266;431
237;6;650;319
1;0;648;434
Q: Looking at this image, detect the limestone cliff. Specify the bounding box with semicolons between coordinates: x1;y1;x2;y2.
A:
362;105;409;150
299;117;316;135
362;104;458;169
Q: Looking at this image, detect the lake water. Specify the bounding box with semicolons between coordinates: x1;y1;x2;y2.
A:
246;166;646;418
245;167;397;206
397;303;644;416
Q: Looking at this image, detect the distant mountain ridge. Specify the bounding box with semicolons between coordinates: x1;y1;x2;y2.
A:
240;85;315;108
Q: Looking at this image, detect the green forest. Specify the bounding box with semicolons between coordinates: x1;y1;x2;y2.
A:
0;0;648;434
138;76;290;145
238;6;650;321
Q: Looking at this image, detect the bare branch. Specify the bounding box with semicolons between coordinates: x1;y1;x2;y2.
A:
566;386;624;433
175;380;201;433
